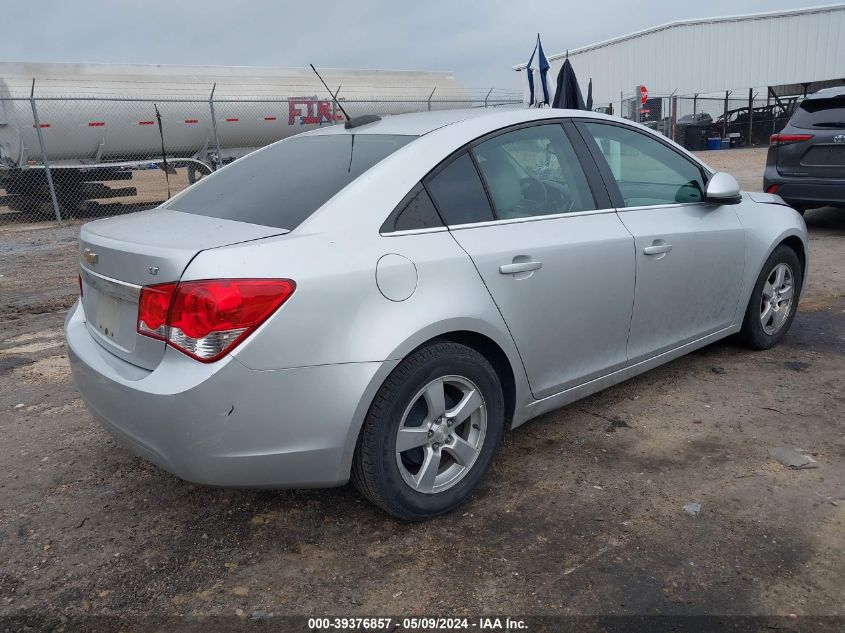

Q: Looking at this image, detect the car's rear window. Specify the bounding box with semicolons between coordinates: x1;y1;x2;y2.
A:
166;134;415;229
789;96;845;129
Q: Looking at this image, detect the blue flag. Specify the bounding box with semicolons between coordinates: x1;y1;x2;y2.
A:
525;34;550;106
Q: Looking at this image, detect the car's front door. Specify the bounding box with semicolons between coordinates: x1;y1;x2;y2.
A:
577;120;746;362
425;122;635;399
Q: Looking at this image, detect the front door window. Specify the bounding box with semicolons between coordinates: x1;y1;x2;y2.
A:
583;122;706;207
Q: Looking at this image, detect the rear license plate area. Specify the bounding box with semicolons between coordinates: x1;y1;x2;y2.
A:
803;145;845;167
96;293;122;339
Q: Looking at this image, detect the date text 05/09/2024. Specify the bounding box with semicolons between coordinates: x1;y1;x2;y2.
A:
307;617;528;631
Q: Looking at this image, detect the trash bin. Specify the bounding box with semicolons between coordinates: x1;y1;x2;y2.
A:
683;125;707;151
677;113;713;151
707;137;722;150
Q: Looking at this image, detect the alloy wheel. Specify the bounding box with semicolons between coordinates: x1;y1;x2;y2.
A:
760;262;795;335
395;375;487;494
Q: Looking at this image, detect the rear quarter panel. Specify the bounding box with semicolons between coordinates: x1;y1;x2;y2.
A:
183;228;533;476
183;229;526;378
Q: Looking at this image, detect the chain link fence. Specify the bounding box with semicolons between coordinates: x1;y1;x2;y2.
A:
619;90;801;151
0;87;521;225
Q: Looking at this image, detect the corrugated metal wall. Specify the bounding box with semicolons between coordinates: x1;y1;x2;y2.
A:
517;5;845;109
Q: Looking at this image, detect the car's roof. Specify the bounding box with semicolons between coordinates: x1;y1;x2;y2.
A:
295;106;715;235
304;107;613;137
805;86;845;100
299;106;712;177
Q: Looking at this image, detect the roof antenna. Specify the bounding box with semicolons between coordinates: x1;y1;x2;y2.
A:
309;63;349;121
153;104;171;199
309;63;381;130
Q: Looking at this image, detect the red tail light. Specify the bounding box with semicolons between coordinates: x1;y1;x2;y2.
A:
137;282;177;339
137;279;295;362
770;133;813;146
766;184;780;194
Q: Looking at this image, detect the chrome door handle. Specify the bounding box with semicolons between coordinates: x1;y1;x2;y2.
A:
499;261;542;274
643;243;672;255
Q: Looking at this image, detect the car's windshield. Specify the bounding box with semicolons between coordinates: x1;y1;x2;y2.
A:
166;133;416;230
789;96;845;129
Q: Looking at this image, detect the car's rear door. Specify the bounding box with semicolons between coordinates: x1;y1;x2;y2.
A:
426;122;635;399
576;119;746;363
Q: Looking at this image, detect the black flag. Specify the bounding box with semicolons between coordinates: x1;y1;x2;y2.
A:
552;58;586;110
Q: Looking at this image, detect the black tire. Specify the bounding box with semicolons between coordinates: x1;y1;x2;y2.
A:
352;341;504;521
738;244;803;350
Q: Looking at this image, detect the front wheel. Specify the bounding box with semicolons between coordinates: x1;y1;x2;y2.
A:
738;245;803;350
352;341;504;521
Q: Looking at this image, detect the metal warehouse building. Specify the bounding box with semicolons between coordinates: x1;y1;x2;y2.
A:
515;4;845;146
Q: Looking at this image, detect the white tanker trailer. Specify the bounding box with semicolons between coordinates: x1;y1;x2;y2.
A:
0;62;473;212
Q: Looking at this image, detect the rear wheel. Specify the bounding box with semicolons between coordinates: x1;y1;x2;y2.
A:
738;245;802;350
352;341;504;521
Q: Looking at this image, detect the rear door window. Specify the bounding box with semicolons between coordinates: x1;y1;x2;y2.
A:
790;95;845;129
166;134;415;230
472;124;596;219
425;153;495;225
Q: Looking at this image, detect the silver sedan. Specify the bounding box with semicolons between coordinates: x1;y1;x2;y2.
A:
65;108;808;520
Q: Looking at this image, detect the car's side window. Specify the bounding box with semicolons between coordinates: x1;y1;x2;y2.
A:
472;124;596;219
425;153;495;225
583;122;706;207
381;184;444;233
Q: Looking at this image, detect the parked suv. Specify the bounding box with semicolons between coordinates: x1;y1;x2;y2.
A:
764;87;845;213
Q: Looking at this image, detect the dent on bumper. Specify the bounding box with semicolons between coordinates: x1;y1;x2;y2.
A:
65;302;390;488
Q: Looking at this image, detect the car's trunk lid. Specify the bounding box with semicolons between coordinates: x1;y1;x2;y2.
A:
78;209;286;370
798;129;845;178
777;96;845;179
777;129;845;180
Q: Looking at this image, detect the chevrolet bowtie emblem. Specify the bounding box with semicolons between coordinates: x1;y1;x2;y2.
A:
83;248;98;265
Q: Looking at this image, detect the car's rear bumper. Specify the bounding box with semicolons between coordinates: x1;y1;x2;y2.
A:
65;301;393;488
763;167;845;208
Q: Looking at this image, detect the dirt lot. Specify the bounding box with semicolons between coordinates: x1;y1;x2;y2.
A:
1;148;843;626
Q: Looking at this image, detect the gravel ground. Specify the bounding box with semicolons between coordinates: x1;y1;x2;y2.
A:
1;148;843;624
696;147;769;193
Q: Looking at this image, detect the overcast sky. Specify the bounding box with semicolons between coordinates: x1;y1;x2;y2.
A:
1;0;824;90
